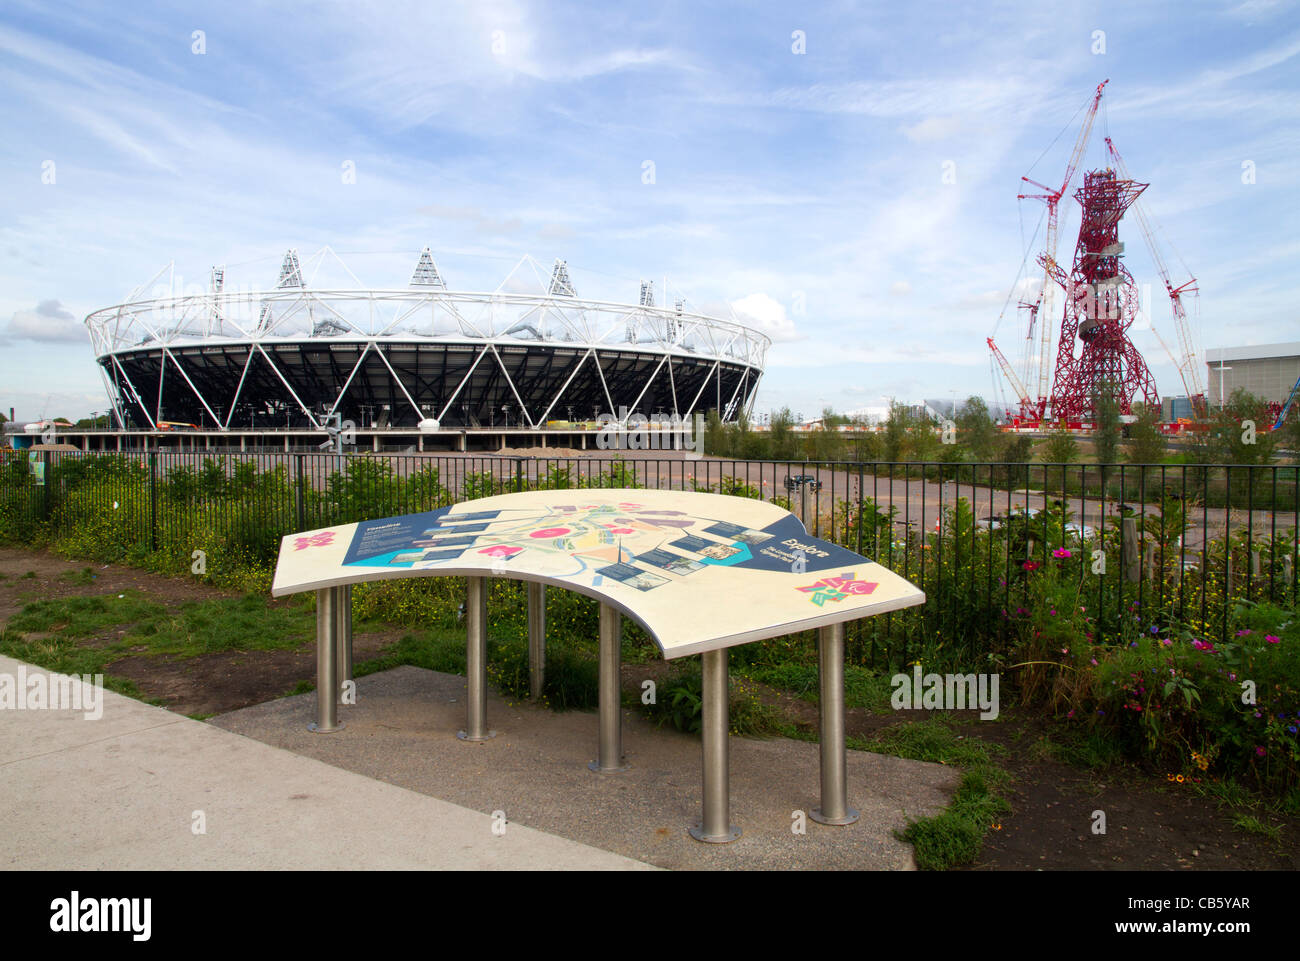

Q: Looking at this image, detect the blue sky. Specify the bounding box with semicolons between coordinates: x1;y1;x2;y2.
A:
1;0;1297;423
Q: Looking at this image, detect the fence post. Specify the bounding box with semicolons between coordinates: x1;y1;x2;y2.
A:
149;451;158;553
295;454;305;531
1122;516;1139;582
40;451;52;523
515;456;525;493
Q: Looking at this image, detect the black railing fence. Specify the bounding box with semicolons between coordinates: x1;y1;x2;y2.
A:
2;448;1296;671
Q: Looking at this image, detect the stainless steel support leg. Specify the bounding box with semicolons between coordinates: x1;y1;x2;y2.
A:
690;648;740;842
309;588;344;733
528;582;546;700
589;604;629;773
458;577;495;741
334;584;353;704
811;622;860;825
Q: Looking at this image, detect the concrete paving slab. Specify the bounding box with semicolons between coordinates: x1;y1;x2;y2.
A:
211;665;961;870
0;655;652;870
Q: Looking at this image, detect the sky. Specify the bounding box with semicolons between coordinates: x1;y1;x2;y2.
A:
1;0;1297;424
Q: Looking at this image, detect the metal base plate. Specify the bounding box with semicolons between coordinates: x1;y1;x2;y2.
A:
457;730;498;741
307;722;345;734
810;806;860;826
587;759;630;773
688;823;743;843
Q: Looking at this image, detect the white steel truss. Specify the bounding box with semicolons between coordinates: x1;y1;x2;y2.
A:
83;248;770;430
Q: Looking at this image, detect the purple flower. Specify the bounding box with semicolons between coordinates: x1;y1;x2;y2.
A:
1255;746;1266;758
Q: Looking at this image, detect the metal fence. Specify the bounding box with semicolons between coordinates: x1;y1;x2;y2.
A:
2;447;1296;670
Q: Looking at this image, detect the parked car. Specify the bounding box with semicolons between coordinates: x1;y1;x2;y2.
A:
784;474;822;492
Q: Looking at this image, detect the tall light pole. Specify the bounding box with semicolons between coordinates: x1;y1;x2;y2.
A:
1217;364;1232;410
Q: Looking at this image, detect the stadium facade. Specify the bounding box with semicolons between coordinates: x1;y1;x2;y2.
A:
84;249;769;433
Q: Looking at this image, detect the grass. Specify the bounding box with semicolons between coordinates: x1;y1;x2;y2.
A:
124;594;317;656
7;591;168;638
354;629;467;678
1021;725;1126;769
849;717;1011;870
748;662;895;712
1232;813;1282;841
59;567;98;586
0;626;148;699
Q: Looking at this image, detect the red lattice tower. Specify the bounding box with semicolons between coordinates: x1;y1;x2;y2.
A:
1045;168;1159;422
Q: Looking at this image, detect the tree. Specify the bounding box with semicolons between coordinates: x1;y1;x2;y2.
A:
1280;405;1300;456
703;409;729;456
1091;381;1121;466
881;403;910;462
1124;402;1166;465
1043;426;1080;464
955;396;999;461
1211;389;1277;466
808;406;843;462
768;407;801;461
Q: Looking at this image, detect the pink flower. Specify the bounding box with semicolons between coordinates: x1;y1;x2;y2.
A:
1192;639;1213;652
1023;560;1040;572
1255;746;1267;758
1236;629;1252;637
1052;548;1071;559
1266;635;1280;644
1160;638;1172;647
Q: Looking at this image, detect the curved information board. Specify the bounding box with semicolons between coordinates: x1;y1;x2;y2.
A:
272;488;925;658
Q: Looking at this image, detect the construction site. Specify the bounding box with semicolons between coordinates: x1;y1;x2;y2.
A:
987;80;1299;440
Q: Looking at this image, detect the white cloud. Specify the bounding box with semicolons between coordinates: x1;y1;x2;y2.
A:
8;300;87;342
729;292;801;343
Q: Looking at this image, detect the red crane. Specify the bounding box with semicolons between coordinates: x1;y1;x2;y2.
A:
1104;136;1206;420
1015;79;1110;420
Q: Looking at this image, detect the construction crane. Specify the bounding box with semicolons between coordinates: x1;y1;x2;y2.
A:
1014;79;1109;421
987;337;1034;419
1104;136;1206;419
1274;373;1300;432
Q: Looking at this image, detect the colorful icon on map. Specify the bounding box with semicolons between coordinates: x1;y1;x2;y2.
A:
529;527;572;538
797;572;878;606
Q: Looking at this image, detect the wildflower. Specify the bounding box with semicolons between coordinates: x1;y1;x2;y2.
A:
1255;746;1266;758
1066;709;1075;719
1097;709;1105;715
1090;658;1098;666
1290;726;1298;734
1266;635;1280;644
1235;629;1252;637
1050;609;1056;616
1254;711;1262;718
1160;638;1172;647
1023;560;1040;572
1052;548;1071;559
1192;640;1212;652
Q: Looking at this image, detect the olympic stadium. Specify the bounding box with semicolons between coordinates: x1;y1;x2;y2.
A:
83;248;769;436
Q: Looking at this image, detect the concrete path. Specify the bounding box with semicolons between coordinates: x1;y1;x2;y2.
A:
0;655;652;870
212;665;960;870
